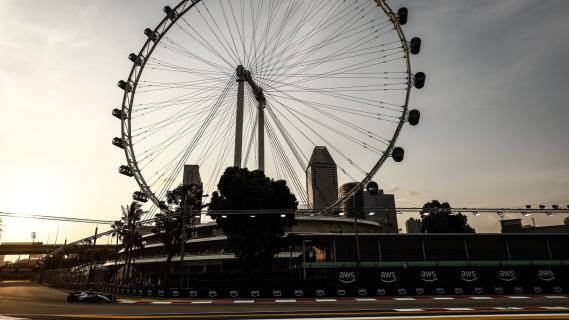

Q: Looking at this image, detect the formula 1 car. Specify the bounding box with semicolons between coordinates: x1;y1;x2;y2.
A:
67;290;115;303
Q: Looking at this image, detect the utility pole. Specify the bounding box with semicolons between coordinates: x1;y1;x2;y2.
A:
179;192;187;290
86;226;98;290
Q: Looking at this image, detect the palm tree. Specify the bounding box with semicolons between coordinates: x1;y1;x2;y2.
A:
112;202;145;286
109;219;125;284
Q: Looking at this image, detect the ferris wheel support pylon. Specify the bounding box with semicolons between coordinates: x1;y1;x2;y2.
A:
234;65;266;171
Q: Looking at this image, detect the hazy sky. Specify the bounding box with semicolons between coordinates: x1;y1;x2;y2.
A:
1;0;568;245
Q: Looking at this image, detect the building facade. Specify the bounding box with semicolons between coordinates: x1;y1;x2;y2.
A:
338;182;398;233
405;218;423;233
183;165;202;188
306;146;338;211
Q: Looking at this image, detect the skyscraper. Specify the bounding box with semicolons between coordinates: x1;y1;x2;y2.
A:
405;218;423;233
183;164;202;188
306;146;338;211
338;181;399;233
183;164;203;224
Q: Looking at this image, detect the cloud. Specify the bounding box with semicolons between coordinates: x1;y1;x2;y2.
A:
385;184;399;193
408;190;421;197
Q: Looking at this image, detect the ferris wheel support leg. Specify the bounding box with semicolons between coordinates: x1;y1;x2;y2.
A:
234;79;244;168
258;101;265;171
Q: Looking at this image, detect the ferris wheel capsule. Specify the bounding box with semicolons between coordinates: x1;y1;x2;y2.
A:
366;181;379;195
410;37;421;54
414;72;426;89
408;109;421;126
144;28;158;41
392;147;405;162
118;165;134;177
112;137;125;149
112;108;126;119
128;53;143;65
133;191;149;202
163;6;178;19
398;7;408;25
117;80;132;92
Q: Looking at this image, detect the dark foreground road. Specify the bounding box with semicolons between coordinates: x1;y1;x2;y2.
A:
1;281;569;319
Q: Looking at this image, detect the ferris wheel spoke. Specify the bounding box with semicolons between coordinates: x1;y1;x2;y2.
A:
255;0;353;69
264;117;307;205
268;74;406;110
267;96;368;176
262;3;381;82
265;86;392;148
194;3;242;65
270;98;386;156
267;103;360;190
263;41;401;80
268;36;403;87
268;93;401;124
157;37;232;74
253;0;308;79
145;78;235;200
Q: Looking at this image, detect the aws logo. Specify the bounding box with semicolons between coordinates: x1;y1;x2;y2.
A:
420;270;438;282
460;270;478;282
339;271;356;284
538;269;555;282
499;270;516;282
380;271;397;283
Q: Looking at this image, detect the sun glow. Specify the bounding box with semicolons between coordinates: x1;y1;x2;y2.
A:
0;168;73;215
0;166;77;243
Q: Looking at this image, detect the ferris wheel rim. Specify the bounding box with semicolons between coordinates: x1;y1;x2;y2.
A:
118;0;414;215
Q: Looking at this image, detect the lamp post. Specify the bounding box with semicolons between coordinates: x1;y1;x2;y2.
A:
302;239;311;280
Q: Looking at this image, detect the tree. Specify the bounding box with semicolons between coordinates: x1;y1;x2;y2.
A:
112;202;145;285
209;167;297;277
421;200;475;233
152;184;204;288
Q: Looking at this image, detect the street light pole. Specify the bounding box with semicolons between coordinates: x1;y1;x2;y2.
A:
179;194;187;290
354;214;361;267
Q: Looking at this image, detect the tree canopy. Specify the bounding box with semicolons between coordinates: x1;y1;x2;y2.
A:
152;184;204;262
209;167;297;276
421;200;475;233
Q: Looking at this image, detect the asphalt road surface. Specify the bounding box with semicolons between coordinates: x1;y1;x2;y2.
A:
1;281;569;319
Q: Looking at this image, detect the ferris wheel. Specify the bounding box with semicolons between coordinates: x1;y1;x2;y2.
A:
112;0;425;217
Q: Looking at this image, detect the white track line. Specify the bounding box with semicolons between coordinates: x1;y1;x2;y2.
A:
394;297;416;300
432;297;454;300
507;296;529;299
355;298;377;301
494;307;523;310
151;301;172;304
191;300;213;304
541;306;569;310
233;300;254;304
545;295;567;299
470;296;493;300
275;299;296;303
118;299;136;304
394;308;425;312
315;298;336;302
445;308;475;311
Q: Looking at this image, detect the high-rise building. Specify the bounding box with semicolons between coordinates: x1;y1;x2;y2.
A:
183;165;202;188
183;165;203;224
306;146;338;211
338;181;398;233
405;218;423;233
